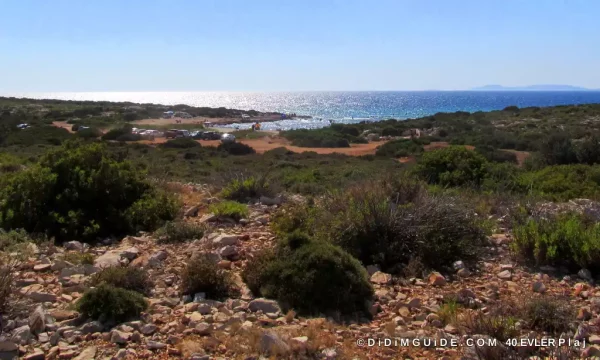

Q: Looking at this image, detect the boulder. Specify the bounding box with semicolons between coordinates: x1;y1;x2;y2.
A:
428;272;446;286
28;291;57;303
532;281;546;293
73;346;97;360
0;341;18;360
94;250;124;268
370;271;392;285
260;332;290;354
248;298;281;314
28;306;47;334
212;234;239;247
260;196;283;206
578;268;593;281
219;246;238;259
110;330;131;344
10;325;31;345
497;270;512;280
64;241;84;251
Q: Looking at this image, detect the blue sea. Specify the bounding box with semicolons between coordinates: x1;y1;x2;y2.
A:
6;91;600;130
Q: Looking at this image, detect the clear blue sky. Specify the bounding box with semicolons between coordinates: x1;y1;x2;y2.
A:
1;0;599;91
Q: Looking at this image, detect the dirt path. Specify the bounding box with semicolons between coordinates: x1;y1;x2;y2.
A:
139;135;386;156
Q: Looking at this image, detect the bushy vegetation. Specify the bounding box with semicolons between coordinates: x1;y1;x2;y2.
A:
281;129;350;148
475;145;518;164
0;140;178;242
217;142;256;155
181;254;236;299
416;146;488;187
243;231;373;316
521;296;573;335
161;138;201;149
375;139;423;157
512;211;600;272
62;252;95;265
88;267;152;295
0;262;13;316
220;176;271;202
272;179;486;274
154;221;205;244
76;284;147;322
0;228;34;251
208;201;249;221
102;126;141;142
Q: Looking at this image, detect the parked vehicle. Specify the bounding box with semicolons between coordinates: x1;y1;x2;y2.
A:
200;131;221;140
165;129;190;139
220;133;236;143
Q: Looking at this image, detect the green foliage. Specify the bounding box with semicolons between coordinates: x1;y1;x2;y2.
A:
475;145;518;164
242;234;373;317
272;179;485;274
416;146;488;187
220;176;270;202
217;142;256;155
375;139;424;157
460;311;519;342
512;212;600;272
574;135;600;165
517;165;600;201
0;263;13;315
208;201;249;221
76;284;147;322
281;129;352;148
125;188;181;233
2;126;72;147
0;153;24;173
76;127;103;139
181;254;236;299
161;138;201;149
0;228;33;251
102;126;140;141
540;134;577;165
88;267;152;295
0;140;177;242
62;252;95;265
154;221;205;244
521;296;573;335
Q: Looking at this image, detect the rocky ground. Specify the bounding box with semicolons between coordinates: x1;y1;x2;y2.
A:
2;186;600;360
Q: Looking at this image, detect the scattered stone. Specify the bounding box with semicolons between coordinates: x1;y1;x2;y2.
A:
260;196;282;206
146;341;167;350
195;323;212;336
532;281;546;293
428;272;446;286
578;268;593;281
110;330;131;344
457;268;471;277
212;234;239;247
497;270;512;280
0;341;18;360
121;247;140;260
73;346;96;360
140;324;157;335
28;291;57;303
28;306;47;334
219;246;238;258
370;271;392;285
64;241;84;251
80;321;103;334
249;298;281;314
184;205;200;217
260;332;290;354
589;335;600;345
33;264;51;272
94;250;124;268
577;307;592;321
23;350;45;360
11;325;31;345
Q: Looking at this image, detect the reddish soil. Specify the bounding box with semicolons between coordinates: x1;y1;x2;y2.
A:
139;136;387;156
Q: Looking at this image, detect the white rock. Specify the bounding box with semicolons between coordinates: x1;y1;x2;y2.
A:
64;241;84;251
212;234;239;247
248;298;281;314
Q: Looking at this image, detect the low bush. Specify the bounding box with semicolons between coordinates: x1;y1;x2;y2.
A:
273;180;485;274
88;267;152;295
102;126;141;142
0;263;13;316
415;146;488;187
520;295;573;334
62;252;95;265
281;129;351;148
475;145;518;164
76;284;147;322
154;221;205;244
0;141;178;242
76;127;103;139
218;142;256;155
0;228;33;251
161;138;201;149
208;201;249;221
460;311;519;341
517;164;600;201
375;139;424;157
242;233;373;317
220;176;270;202
181;254;236;299
512;212;600;272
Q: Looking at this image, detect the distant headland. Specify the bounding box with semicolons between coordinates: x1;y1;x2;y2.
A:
471;84;597;91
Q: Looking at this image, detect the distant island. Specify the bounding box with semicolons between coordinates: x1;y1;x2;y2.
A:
471;84;595;91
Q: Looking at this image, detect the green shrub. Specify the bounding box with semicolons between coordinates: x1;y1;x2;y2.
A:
281;129;351;148
102;126;138;141
76;127;103;139
76;284;147;322
460;311;519;342
415;146;488;187
0;263;13;315
243;234;373;317
88;267;152;295
208;201;249;221
161;138;201;149
0;140;178;242
540;134;577;165
218;142;256;155
154;221;205;244
272;180;485;274
375;139;423;157
517;165;600;201
63;252;95;265
512;212;600;272
475;145;518;164
520;296;573;335
220;176;270;202
181;254;236;299
0;229;33;251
